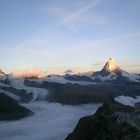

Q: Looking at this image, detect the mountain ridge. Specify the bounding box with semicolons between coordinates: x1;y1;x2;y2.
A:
0;58;140;83
102;57;122;74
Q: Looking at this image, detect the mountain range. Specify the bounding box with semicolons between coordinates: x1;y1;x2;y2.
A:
64;57;140;83
1;58;140;83
0;58;140;105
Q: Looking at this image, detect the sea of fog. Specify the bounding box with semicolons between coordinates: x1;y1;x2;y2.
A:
0;95;140;140
0;101;100;140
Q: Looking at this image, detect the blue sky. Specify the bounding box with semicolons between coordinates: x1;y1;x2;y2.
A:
0;0;140;73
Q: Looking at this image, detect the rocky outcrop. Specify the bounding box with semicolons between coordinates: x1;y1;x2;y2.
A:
0;93;33;121
0;69;9;84
65;97;140;140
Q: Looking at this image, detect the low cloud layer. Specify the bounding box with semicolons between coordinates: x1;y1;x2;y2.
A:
0;95;140;140
0;102;100;140
115;95;140;106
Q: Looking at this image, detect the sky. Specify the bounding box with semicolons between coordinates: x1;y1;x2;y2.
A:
0;0;140;74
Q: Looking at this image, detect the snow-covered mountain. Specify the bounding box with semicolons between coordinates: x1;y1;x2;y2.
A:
0;58;140;105
21;58;139;84
50;58;140;83
102;57;122;74
1;58;140;101
0;69;8;82
0;69;7;77
76;71;94;77
91;58;140;83
2;58;138;85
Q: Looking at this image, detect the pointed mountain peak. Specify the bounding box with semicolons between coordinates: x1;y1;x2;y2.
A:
102;58;122;74
0;69;4;74
0;69;7;76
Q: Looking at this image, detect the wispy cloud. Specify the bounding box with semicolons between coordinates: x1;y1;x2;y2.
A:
13;31;140;65
14;0;107;52
45;0;107;30
8;0;140;73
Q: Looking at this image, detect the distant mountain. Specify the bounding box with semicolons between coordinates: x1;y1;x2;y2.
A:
0;69;9;84
76;71;94;77
102;57;122;74
0;69;4;75
61;58;140;83
92;57;122;77
22;58;140;104
0;69;7;77
65;69;75;75
91;58;140;83
0;58;140;105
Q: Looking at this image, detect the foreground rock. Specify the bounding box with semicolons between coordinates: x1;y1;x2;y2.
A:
0;93;33;121
65;97;140;140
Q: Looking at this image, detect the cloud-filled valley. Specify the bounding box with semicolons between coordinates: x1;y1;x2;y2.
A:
1;95;140;140
0;101;100;140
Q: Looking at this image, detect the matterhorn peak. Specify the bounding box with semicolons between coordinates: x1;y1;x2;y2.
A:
0;68;8;82
0;68;5;75
0;68;8;78
102;58;122;74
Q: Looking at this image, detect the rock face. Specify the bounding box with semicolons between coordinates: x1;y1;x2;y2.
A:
65;97;140;140
0;69;6;75
0;93;32;121
0;69;8;81
93;58;122;78
102;58;122;74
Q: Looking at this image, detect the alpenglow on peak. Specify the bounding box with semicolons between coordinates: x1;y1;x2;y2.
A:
0;69;5;75
102;58;122;73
